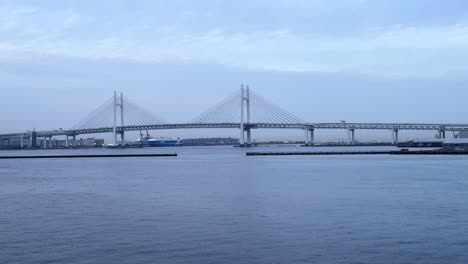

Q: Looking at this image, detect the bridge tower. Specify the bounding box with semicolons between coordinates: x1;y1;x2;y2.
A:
113;91;125;146
240;85;252;147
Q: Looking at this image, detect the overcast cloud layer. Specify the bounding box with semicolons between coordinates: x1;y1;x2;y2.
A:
2;0;468;76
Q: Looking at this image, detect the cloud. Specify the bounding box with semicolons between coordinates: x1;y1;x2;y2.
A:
0;3;468;77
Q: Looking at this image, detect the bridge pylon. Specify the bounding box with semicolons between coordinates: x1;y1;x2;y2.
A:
240;85;252;147
112;91;125;146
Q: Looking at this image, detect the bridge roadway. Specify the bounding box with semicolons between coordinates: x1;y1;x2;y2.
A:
1;122;468;139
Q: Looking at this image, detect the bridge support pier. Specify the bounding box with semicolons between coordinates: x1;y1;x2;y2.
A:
120;131;125;144
239;128;252;147
310;129;315;145
240;128;245;146
438;130;446;139
65;136;69;148
20;136;23;149
348;129;355;145
392;129;399;144
304;128;315;146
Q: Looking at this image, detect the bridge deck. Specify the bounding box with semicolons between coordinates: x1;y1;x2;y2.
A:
1;122;468;138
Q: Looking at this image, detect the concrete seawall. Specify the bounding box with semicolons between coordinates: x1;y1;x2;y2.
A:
247;150;468;156
0;153;177;159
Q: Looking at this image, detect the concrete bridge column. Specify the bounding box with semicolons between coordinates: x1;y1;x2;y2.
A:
348;129;355;145
392;129;399;144
65;136;69;148
43;137;47;149
20;136;24;149
120;131;125;144
439;130;446;139
246;128;252;146
310;129;315;146
72;135;76;147
239;129;245;146
304;128;315;146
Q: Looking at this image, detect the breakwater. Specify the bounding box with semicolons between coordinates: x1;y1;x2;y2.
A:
0;153;177;159
247;150;468;156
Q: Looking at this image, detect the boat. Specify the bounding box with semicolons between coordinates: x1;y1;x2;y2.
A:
141;138;183;147
137;130;182;147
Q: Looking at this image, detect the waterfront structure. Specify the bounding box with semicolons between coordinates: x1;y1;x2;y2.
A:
442;139;468;151
2;86;468;149
183;137;239;146
459;130;468;138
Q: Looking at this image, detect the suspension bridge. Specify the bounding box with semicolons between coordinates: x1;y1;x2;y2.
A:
1;85;468;148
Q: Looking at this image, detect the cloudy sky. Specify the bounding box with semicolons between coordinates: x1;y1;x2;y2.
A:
1;0;468;140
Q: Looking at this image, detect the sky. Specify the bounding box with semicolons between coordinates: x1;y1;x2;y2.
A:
1;0;468;141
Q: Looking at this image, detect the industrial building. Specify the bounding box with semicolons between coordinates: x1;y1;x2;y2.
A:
0;137;104;149
459;130;468;138
442;138;468;151
183;137;239;146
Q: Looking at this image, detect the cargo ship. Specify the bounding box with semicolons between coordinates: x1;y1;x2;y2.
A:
141;137;183;147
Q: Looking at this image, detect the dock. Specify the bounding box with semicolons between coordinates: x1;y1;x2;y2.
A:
0;153;177;159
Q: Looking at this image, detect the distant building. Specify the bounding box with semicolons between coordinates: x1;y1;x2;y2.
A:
459;130;468;138
442;138;468;151
80;138;105;147
43;137;105;148
183;137;239;146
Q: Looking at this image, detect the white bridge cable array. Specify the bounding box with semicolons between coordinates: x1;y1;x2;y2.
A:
190;89;305;124
71;95;167;130
72;87;305;130
190;90;241;124
249;91;305;124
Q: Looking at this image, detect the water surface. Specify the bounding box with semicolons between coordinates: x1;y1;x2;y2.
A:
1;146;468;263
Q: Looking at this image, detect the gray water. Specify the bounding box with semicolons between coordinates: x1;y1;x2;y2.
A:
1;146;468;264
